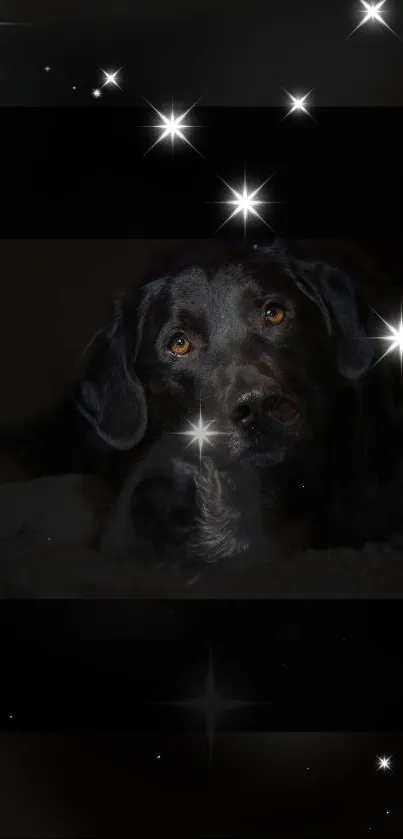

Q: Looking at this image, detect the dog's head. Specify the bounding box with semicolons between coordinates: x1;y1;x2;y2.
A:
75;241;376;470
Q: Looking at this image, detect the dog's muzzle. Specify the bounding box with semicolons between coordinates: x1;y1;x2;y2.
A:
230;389;300;431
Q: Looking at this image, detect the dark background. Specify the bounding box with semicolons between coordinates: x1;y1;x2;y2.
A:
2;0;403;106
2;108;403;237
1;601;403;837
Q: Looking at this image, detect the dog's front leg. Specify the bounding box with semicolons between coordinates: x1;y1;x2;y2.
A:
100;451;199;567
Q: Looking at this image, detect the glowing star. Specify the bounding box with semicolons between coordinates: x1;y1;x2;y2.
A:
376;755;393;772
372;308;403;375
100;68;122;89
143;98;202;156
92;88;102;99
347;1;400;39
43;65;51;72
283;90;314;119
175;409;227;460
216;173;278;235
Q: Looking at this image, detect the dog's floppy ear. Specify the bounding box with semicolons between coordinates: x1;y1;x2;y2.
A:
74;296;148;451
291;258;376;382
253;241;376;383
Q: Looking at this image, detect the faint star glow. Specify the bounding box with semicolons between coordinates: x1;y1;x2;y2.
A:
100;68;122;89
43;65;51;72
153;649;273;761
283;89;314;119
143;98;202;156
8;713;13;720
174;408;227;461
216;173;278;235
156;753;162;760
376;754;393;772
92;88;102;99
347;1;400;39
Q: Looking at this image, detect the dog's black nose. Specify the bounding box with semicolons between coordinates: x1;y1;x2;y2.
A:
231;391;266;429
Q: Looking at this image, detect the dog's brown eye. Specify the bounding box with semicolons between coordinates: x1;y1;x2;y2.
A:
169;335;191;355
265;305;286;326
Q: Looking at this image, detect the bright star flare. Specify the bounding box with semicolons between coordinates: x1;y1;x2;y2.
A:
143;98;202;156
216;173;278;235
347;1;400;39
283;89;315;119
376;755;393;772
100;68;122;89
174;410;227;460
371;307;403;376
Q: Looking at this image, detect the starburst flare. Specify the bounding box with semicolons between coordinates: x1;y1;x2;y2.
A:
174;409;228;461
347;1;400;39
371;307;403;376
143;98;202;156
376;754;393;772
100;68;122;89
216;173;278;235
283;89;314;119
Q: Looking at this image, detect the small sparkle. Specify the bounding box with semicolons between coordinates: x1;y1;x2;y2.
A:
72;86;77;91
100;68;122;90
43;65;51;72
174;408;227;461
376;754;393;772
385;810;390;816
347;1;400;39
306;766;311;771
216;172;278;236
92;88;102;99
156;753;162;760
283;89;315;120
143;98;202;156
8;713;13;720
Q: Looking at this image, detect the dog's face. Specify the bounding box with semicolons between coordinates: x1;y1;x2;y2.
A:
76;242;376;472
135;261;338;466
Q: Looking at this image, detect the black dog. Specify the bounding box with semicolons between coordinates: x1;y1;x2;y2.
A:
71;239;403;568
2;240;400;569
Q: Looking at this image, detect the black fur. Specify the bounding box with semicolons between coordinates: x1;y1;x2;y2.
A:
2;240;401;565
75;241;401;564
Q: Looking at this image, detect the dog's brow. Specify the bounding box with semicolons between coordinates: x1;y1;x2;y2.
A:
176;307;208;335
